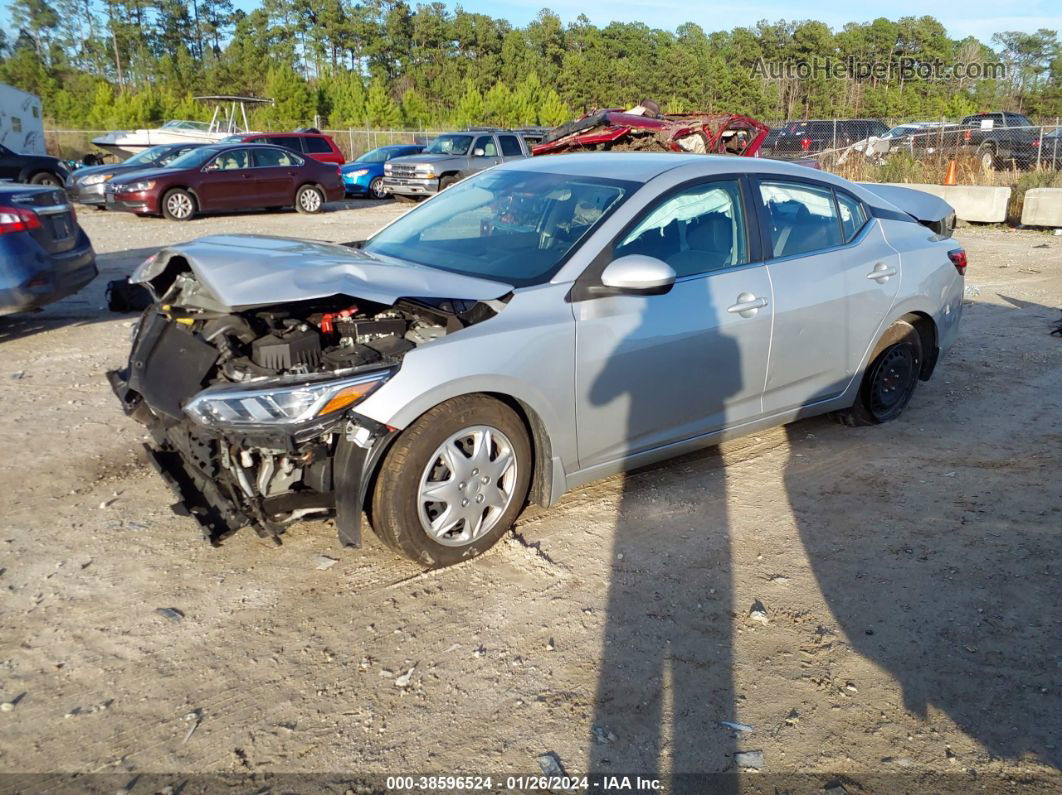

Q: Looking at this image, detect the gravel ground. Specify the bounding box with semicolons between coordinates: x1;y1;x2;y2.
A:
0;203;1059;792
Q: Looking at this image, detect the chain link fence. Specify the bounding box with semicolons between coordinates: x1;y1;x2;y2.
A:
47;118;1062;185
758;117;1062;175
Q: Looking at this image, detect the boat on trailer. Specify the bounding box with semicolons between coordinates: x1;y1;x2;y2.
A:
91;96;273;158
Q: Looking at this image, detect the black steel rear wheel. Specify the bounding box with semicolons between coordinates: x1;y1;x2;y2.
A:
835;320;923;426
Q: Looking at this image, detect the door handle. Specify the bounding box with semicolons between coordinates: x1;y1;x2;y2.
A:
867;263;897;283
727;292;769;318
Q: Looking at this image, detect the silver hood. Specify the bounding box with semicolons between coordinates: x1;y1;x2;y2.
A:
132;234;513;310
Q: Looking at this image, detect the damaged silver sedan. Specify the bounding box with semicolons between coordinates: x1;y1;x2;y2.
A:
109;154;964;567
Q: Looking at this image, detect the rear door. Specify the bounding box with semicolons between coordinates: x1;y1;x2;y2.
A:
251;147;301;205
497;134;525;162
197;148;255;210
755;178;900;414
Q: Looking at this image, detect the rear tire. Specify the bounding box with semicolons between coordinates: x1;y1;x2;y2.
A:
295;184;325;214
30;171;62;187
835;320;923;426
978;144;998;171
370;396;532;568
161;188;196;221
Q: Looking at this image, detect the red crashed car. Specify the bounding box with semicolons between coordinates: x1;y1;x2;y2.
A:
533;109;770;157
223;130;346;166
104;143;344;221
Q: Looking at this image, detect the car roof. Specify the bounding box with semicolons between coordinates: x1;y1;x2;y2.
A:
498;152;842;184
245;131;327;138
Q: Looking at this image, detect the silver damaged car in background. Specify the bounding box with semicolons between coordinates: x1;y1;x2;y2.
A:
108;154;964;567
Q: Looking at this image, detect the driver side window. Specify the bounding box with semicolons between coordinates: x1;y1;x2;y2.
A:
615;180;748;278
473;136;497;157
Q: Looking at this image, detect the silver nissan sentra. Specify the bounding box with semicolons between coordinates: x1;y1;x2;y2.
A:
109;153;964;566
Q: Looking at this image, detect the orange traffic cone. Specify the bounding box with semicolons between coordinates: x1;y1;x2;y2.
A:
943;159;957;186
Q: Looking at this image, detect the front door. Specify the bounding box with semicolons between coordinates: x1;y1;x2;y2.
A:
471;135;502;170
756;179;900;414
574;178;773;470
198;148;255;211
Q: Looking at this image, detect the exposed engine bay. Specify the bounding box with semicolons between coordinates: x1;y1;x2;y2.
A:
107;241;508;547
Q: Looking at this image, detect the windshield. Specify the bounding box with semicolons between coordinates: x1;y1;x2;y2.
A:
363;169;635;287
425;135;473;155
162;120;211;131
165;146;224;170
356;147;391;164
124;146;170;166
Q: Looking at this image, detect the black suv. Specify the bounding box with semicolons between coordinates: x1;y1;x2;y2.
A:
0;144;71;187
769;119;889;156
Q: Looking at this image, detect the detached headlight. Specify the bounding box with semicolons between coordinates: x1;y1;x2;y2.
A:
184;369;392;428
348;168;369;178
81;172;113;186
117;180;155;192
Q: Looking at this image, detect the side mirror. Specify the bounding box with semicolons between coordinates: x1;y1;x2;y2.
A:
597;254;677;296
472;148;485;157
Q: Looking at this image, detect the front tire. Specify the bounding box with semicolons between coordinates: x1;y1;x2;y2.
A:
161;188;196;221
368;177;387;199
835;320;923;426
371;396;532;567
295;184;325;214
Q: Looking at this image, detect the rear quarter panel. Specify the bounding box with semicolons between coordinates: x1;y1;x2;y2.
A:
879;217;964;354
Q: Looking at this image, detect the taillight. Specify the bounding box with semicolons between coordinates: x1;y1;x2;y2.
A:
0;205;42;235
801;137;811;151
948;248;967;276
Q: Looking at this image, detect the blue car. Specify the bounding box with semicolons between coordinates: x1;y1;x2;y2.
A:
0;184;97;315
341;144;425;199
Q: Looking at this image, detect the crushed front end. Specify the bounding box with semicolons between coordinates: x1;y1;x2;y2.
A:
107;248;500;547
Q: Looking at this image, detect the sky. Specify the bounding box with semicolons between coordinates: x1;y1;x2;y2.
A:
298;0;1059;45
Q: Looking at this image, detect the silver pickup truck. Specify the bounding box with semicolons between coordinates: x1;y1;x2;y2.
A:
382;130;530;200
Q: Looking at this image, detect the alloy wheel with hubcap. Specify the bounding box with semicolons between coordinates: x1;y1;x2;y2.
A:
369;177;387;199
417;425;518;547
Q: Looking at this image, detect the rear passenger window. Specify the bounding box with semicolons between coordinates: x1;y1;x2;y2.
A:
267;136;302;152
759;181;843;258
616;180;747;277
498;135;522;156
303;136;332;154
837;192;867;242
254;148;301;167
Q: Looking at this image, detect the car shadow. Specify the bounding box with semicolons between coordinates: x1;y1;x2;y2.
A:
584;292;1060;786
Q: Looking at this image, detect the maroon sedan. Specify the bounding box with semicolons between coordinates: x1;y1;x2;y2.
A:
104;143;344;221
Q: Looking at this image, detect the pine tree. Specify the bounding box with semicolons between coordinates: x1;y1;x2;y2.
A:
401;87;429;128
454;78;484;127
364;78;400;127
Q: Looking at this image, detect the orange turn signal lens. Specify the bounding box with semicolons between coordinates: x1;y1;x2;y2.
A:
316;381;381;416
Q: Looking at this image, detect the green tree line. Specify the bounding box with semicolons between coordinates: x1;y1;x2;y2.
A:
2;0;1060;130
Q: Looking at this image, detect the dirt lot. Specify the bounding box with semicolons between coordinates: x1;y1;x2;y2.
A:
0;202;1059;793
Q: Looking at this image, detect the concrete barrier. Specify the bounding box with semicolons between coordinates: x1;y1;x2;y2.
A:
1020;188;1062;227
883;183;1011;223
